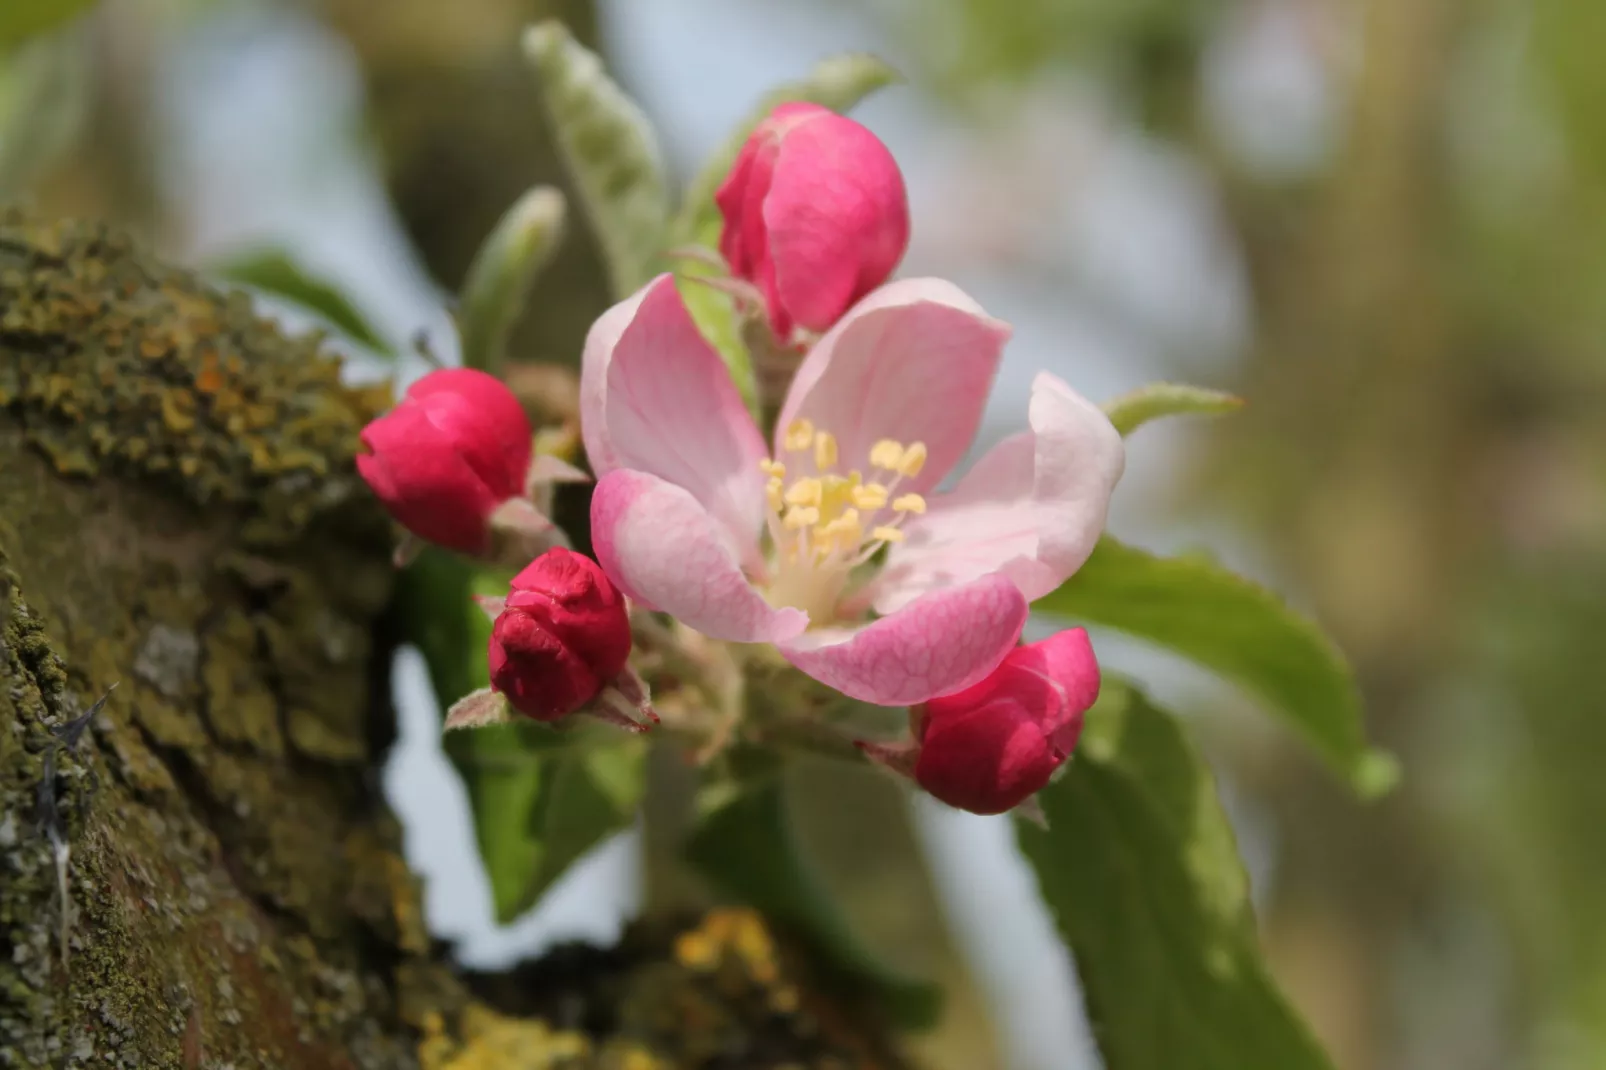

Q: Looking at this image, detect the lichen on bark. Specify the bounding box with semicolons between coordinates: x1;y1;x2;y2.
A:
0;211;457;1068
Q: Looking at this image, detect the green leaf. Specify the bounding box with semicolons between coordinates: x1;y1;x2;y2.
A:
674;272;759;418
215;249;392;355
1036;537;1394;794
673;53;902;249
1101;382;1243;436
685;776;943;1029
448;725;646;923
523;20;669;299
0;0;98;52
458;185;567;374
1017;682;1337;1070
397;551;643;922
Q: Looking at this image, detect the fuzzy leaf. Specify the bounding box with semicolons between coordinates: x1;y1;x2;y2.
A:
216;249;392;355
1017;682;1337;1070
1102;382;1243;436
1036;537;1394;794
524;21;669;298
674;53;901;249
674;273;759;417
458;185;567;373
686;775;942;1030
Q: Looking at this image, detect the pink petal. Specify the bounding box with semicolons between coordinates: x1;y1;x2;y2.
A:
773;278;1009;494
777;573;1027;706
591;469;807;644
766;108;909;333
868;372;1124;613
359;404;500;554
580;275;770;567
408;368;532;501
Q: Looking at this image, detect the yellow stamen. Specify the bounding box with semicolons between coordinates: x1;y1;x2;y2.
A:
814;431;838;470
784;478;822;508
851;483;889;510
766;478;784;511
759;458;786;479
871;526;906;544
784;419;815;453
897;442;928;477
892;493;927;515
869;439;904;471
821;508;862;547
783;506;820;530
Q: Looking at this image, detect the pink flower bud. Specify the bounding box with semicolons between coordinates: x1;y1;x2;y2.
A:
909;629;1101;815
357;368;532;555
715;102;910;341
487;548;633;722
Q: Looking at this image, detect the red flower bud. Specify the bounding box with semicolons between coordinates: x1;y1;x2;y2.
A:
358;368;532;555
487;548;632;722
909;629;1100;815
715;102;909;341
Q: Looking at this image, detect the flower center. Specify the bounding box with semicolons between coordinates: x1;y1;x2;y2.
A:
757;418;927;623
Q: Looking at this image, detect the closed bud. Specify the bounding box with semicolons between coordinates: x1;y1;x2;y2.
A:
358;368;533;556
874;629;1100;816
487;548;634;723
715;102;909;342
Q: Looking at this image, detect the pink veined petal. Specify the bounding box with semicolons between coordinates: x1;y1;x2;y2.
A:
868;372;1125;614
773;278;1009;495
580;275;770;568
765;109;910;333
591;469;807;644
777;573;1028;706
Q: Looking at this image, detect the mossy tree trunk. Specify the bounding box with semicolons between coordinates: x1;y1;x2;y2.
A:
0;212;459;1067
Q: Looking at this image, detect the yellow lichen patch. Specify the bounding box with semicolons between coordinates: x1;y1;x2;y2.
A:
0;211;392;548
420;1005;592;1070
671;908;782;986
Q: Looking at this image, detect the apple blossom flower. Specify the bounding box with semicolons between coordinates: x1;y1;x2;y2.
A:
357;367;585;563
715;102;909;343
581;274;1124;708
859;628;1100;815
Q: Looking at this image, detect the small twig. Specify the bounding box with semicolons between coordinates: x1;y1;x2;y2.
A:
35;681;117;969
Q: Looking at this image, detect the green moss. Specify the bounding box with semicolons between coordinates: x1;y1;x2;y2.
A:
0;211;393;549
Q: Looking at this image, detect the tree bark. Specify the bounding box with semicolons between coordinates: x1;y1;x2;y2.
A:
0;210;455;1068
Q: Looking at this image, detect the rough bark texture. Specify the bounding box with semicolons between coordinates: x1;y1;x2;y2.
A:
0;210;452;1068
0;214;912;1070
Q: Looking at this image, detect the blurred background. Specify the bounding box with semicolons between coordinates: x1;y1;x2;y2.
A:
5;0;1604;1067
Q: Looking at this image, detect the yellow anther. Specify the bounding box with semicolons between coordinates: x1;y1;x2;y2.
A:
870;439;905;471
783;506;820;530
759;458;786;479
892;493;927;515
821;508;862;538
814;431;839;470
871;526;907;544
766;479;784;511
784;478;822;508
851;483;889;510
897;441;928;477
784;418;815;452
